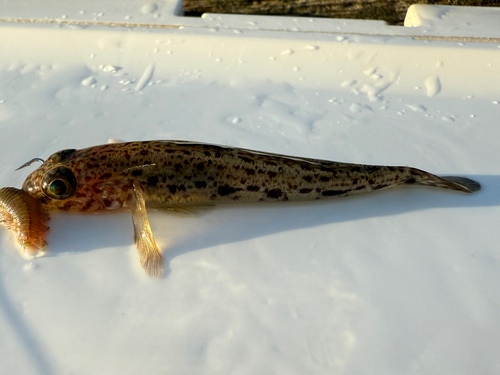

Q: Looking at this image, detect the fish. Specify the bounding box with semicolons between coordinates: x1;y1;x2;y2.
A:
20;140;480;277
0;187;49;258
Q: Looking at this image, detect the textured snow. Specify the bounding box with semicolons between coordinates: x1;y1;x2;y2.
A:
0;3;500;375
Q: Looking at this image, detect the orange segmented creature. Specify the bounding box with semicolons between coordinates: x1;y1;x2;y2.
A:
0;187;49;257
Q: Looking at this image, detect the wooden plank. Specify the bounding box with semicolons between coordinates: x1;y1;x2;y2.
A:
183;0;500;25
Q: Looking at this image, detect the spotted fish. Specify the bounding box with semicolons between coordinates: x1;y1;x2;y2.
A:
20;141;480;277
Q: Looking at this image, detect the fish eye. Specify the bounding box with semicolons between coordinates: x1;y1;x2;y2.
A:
42;167;77;199
48;179;68;196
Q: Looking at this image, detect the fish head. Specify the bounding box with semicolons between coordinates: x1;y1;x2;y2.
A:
22;148;130;212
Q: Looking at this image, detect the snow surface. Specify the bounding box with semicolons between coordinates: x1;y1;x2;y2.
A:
0;3;500;375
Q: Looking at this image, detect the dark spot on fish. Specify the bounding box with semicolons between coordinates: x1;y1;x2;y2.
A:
204;151;211;156
299;188;313;194
178;185;187;192
355;185;366;190
208;176;215;181
247;185;260;192
210;194;217;200
218;185;237;196
124;153;131;160
82;200;93;211
322;190;345;197
267;189;283;199
319;176;331;182
195;181;207;189
140;150;148;156
303;176;313;183
183;150;191;155
196;163;205;171
215;151;222;158
147;176;159;187
174;164;182;172
63;201;74;210
264;160;277;166
168;185;177;194
267;171;277;179
406;177;416;184
121;185;130;192
103;198;115;208
99;172;112;180
245;169;255;175
131;169;143;177
351;166;362;173
240;156;254;164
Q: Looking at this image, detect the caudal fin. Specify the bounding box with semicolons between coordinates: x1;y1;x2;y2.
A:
439;176;481;193
407;169;481;193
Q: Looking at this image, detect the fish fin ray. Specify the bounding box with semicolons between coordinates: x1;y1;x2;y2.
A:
439;176;481;193
130;180;163;277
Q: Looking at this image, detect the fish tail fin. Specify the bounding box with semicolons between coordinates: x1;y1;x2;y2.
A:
406;168;481;193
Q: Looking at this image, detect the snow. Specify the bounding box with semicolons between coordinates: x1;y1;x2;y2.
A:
405;4;500;39
1;2;500;374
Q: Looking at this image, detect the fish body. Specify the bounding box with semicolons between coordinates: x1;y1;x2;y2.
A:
20;140;480;276
0;187;49;257
22;141;479;210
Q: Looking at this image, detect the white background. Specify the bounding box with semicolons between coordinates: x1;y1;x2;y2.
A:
0;2;499;374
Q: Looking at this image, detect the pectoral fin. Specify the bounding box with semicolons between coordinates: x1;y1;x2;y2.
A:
130;180;163;277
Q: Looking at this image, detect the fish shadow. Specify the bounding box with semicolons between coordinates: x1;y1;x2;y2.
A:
44;175;499;262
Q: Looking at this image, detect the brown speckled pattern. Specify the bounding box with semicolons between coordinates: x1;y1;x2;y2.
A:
22;141;480;212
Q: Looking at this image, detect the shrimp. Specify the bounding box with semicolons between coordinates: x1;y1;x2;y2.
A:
0;187;49;258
